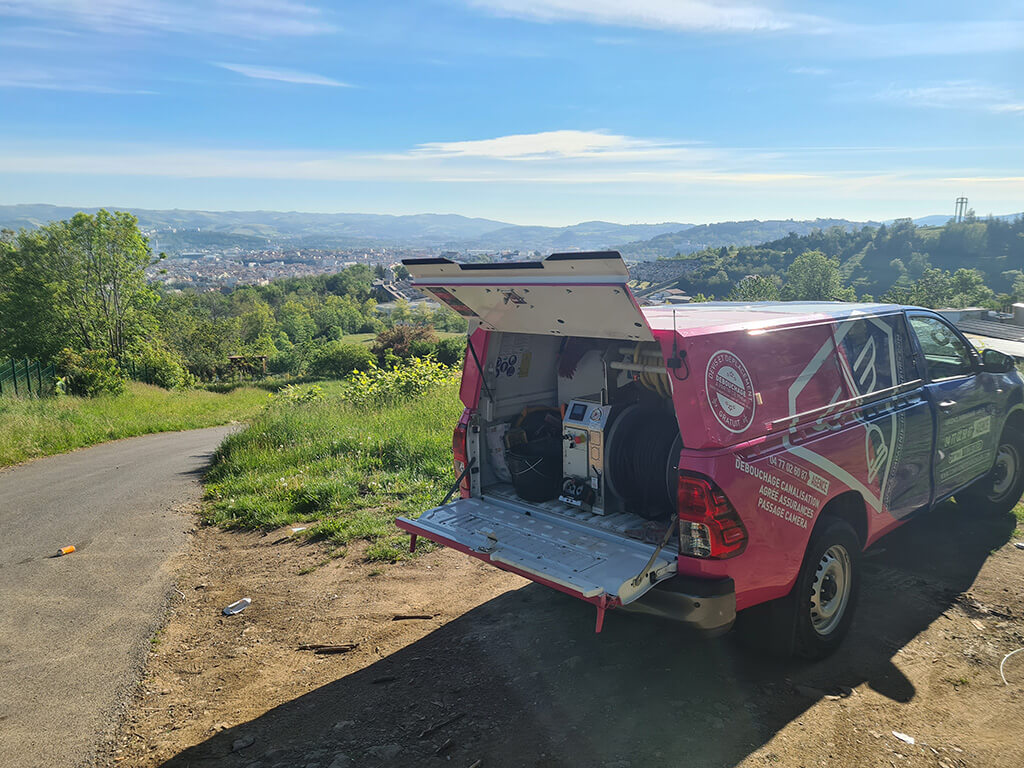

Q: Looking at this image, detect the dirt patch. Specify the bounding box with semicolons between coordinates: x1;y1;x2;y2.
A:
98;503;1024;768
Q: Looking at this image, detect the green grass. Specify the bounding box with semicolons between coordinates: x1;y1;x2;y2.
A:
344;331;465;346
203;378;464;562
0;382;270;467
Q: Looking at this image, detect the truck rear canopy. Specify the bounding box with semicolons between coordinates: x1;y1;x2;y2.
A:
403;251;654;342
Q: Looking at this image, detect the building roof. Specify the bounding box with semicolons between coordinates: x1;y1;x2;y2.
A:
954;318;1024;343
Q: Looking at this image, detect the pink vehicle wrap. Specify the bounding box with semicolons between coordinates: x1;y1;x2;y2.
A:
644;306;928;610
398;251;1023;636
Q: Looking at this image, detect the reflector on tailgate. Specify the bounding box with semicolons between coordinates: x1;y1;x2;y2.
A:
402;251;654;342
396;496;676;605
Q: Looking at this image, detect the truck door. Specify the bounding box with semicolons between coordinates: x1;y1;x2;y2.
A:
907;312;998;501
832;313;933;518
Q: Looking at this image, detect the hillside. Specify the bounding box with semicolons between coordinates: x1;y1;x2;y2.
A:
0;204;689;254
662;217;1024;301
454;220;692;253
0;205;512;251
617;218;873;260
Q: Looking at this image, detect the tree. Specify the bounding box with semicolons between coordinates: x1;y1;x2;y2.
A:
782;250;855;301
907;268;953;308
0;211;157;362
372;324;438;360
278;300;316;344
948;268;995;308
728;274;781;301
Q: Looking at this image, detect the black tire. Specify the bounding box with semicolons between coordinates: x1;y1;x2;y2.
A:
957;428;1024;517
737;517;861;660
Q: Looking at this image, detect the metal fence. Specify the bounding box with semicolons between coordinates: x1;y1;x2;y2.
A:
0;357;56;397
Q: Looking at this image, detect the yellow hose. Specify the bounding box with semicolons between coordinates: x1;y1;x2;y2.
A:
633;343;671;398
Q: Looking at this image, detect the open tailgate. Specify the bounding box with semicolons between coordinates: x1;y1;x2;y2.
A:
396;495;676;608
402;251;654;342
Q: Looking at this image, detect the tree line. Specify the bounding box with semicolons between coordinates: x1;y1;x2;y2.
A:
0;211;466;394
669;216;1024;306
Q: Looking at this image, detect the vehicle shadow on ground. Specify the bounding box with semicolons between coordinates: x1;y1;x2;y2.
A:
160;502;1015;768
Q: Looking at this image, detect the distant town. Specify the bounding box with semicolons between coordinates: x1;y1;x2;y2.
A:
145;239;548;291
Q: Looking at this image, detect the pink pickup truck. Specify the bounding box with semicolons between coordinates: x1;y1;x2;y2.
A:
396;252;1024;658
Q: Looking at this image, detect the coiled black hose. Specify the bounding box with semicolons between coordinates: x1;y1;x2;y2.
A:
607;407;680;520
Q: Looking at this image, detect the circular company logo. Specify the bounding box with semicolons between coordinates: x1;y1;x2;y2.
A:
705;350;756;433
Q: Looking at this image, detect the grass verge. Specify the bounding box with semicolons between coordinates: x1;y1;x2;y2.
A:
0;382;269;467
203;378;463;562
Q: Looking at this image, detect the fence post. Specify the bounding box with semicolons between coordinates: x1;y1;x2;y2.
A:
12;359;18;397
23;358;30;396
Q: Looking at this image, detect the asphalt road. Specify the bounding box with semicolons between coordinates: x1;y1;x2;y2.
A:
0;427;234;768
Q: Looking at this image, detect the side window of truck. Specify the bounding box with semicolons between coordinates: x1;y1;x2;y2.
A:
908;315;975;381
835;314;918;397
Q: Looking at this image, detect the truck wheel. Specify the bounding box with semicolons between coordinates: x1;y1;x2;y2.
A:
736;517;861;660
958;428;1024;517
792;518;861;660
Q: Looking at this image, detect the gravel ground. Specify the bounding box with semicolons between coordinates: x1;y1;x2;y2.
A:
100;501;1024;768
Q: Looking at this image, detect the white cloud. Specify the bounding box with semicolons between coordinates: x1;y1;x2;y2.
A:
467;0;825;33
215;63;350;87
465;2;1024;57
877;80;1024;113
0;131;1020;208
415;130;681;159
791;66;831;76
0;0;333;38
0;67;155;93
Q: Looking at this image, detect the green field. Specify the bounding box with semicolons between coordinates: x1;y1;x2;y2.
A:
0;382;269;467
344;330;465;345
203;378;463;562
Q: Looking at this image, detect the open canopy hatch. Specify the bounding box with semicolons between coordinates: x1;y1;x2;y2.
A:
402;251;654;342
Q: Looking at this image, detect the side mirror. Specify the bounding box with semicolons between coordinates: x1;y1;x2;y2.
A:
981;348;1016;374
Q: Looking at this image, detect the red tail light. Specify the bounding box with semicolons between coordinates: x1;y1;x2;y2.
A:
452;408;472;499
677;474;747;559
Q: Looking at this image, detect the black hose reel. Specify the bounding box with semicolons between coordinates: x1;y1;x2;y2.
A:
605;404;682;521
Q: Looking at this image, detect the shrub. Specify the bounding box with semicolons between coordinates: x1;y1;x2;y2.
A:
434;336;467;366
127;343;194;390
308;341;375;379
267;343;314;377
55;348;126;397
372;324;438;361
272;384;325;405
344;357;458;409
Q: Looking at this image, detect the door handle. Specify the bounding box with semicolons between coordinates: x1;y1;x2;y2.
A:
938;400;957;410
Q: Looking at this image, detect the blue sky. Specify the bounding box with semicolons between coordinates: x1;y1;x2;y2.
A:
0;0;1021;225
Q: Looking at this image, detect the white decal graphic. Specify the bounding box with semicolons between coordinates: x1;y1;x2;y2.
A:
784;316;906;513
706;350;756;434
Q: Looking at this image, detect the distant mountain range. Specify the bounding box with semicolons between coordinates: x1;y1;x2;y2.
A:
0;204;510;251
1;204;1018;261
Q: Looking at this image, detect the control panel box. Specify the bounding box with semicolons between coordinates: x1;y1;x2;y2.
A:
560;399;613;514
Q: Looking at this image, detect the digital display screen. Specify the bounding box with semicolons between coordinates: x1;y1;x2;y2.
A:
569;403;587;421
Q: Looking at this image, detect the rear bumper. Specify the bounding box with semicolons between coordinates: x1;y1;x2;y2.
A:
619;575;736;637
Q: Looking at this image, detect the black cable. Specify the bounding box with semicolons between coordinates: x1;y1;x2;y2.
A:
608;408;680;520
466;335;495;404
